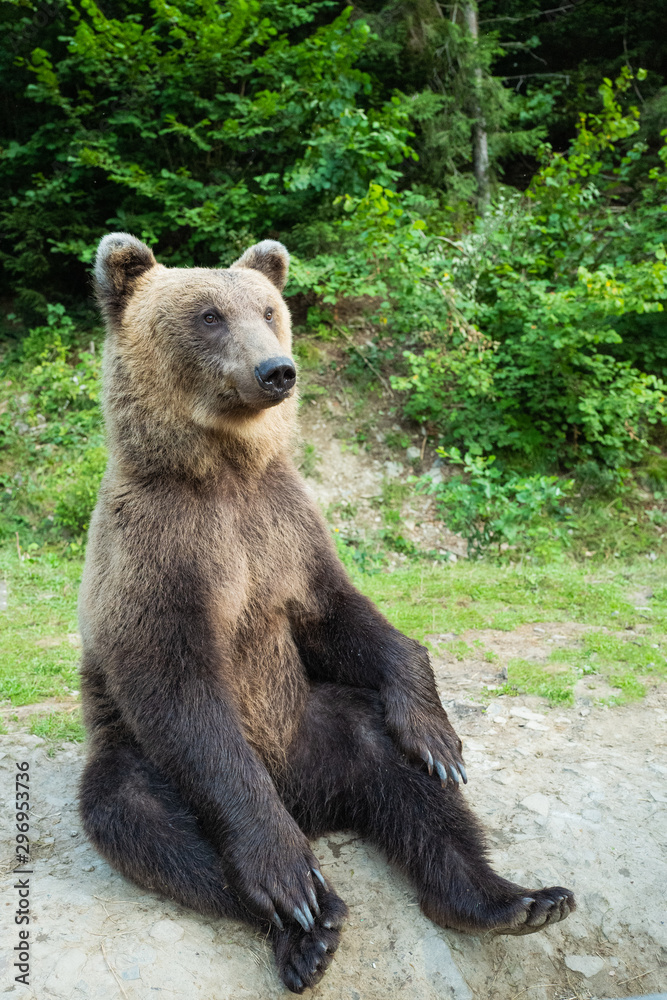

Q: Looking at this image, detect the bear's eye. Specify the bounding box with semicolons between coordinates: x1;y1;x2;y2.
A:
203;312;219;325
264;307;273;322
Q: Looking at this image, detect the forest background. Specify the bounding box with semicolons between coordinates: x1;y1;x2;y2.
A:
0;0;666;733
2;0;667;560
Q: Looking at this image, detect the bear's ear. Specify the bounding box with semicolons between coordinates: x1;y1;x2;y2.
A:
232;240;289;291
94;233;157;320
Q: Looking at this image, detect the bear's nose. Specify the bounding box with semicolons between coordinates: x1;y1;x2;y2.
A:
255;357;297;396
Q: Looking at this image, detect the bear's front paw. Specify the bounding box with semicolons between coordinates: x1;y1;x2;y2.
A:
389;705;467;788
230;833;338;934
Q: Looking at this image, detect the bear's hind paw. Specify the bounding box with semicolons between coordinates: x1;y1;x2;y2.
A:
493;886;575;936
274;923;341;994
272;885;348;993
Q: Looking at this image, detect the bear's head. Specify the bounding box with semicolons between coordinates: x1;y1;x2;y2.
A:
94;233;298;475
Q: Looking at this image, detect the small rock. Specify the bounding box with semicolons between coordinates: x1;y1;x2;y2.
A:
41;837;55;846
564;954;605;977
492;716;507;726
492;773;511;785
533;627;546;633
525;720;548;731
580;708;590;717
520;792;550;817
510;707;546;722
406;446;421;461
384;461;404;478
121;966;141;981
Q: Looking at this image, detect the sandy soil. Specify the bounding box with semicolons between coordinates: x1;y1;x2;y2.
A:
1;673;666;1000
1;398;666;1000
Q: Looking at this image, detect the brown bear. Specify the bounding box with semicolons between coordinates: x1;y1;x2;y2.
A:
78;232;575;994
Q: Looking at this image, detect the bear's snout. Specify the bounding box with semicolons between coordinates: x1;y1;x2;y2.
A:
255;356;297;399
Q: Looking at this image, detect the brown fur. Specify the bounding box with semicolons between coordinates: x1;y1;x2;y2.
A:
79;234;575;995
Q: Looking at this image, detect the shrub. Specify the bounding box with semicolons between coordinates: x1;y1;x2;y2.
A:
419;449;574;558
53;446;107;536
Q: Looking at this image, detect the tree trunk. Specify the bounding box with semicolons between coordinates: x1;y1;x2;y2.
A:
462;1;490;212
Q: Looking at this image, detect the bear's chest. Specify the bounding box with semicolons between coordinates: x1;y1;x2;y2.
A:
208;473;318;622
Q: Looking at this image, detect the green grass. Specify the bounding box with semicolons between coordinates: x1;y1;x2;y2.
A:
501;659;576;706
29;708;85;752
347;559;665;638
550;630;665;677
0;541;665;720
0;547;82;704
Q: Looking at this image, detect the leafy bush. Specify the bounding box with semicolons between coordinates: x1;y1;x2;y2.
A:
0;304;104;542
419;449;574;558
1;1;415;307
53;446;107;535
294;71;667;477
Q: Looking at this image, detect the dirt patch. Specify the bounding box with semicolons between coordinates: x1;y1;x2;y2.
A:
300;403;468;559
1;677;666;999
1;697;79;726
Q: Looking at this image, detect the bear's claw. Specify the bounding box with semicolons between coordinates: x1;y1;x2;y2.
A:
496;886;575;935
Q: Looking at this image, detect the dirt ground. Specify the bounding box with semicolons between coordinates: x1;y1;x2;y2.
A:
1;676;666;1000
1;400;666;1000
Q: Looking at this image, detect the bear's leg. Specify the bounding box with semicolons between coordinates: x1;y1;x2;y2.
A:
281;684;574;937
79;736;248;919
80;735;347;995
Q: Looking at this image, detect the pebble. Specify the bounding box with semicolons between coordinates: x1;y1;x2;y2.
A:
520;792;550;817
510;707;546;722
525;720;548;731
492;773;512;785
406;446;421;461
564;954;605;977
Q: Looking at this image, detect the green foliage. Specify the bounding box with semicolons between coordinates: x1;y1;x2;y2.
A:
296;440;321;480
0;0;415;307
0;304;104;543
0;545;82;705
292;72;667;495
53;446;107;535
396;76;667;471
419;448;574;558
358;0;547;206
